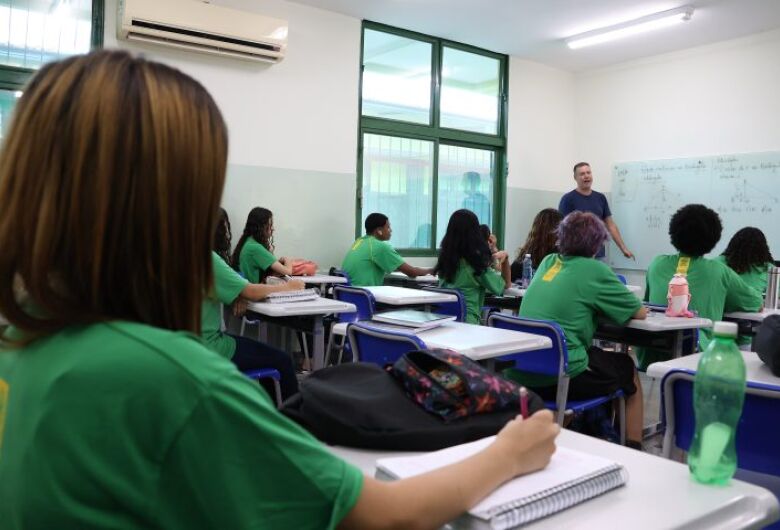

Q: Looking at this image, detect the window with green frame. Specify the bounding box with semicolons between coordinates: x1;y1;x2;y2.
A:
0;0;104;139
357;21;508;256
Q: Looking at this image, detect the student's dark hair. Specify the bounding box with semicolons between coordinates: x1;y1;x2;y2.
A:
573;162;590;174
365;213;389;234
214;208;232;265
668;204;722;257
518;208;563;267
557;212;609;257
721;227;774;274
232;207;274;268
434;209;492;282
480;224;491;241
0;50;227;344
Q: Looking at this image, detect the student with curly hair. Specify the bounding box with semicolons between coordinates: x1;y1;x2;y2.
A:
506;211;647;448
0;50;559;529
233;207;293;283
511;208;563;281
638;205;763;368
435;209;511;324
717;227;775;294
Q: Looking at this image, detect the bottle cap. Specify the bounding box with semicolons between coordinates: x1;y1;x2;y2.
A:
525;254;531;258
712;321;737;338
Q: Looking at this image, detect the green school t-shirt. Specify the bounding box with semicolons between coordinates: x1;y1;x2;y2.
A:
439;259;506;324
341;235;405;287
201;252;249;359
239;237;277;284
0;321;362;529
506;254;642;388
637;254;763;368
714;256;771;345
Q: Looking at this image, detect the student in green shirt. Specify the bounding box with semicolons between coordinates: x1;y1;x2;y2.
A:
342;213;432;286
435;209;511;324
639;205;764;368
233;207;292;283
204;208;304;399
505;211;647;448
0;50;560;529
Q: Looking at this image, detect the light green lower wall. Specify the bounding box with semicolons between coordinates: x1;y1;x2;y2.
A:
221;164;356;269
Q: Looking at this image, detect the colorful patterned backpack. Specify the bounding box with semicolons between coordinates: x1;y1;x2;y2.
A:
391;348;539;422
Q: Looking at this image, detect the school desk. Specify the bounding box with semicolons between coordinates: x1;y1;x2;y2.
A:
364;286;458;306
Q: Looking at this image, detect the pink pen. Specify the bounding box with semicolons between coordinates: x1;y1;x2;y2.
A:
520;386;529;419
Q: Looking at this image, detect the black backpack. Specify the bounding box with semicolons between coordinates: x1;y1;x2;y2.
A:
281;361;544;451
754;314;780;376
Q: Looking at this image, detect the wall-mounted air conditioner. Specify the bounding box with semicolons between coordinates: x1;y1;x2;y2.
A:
117;0;288;63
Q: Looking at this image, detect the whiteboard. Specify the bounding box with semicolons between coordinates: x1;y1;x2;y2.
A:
609;151;780;270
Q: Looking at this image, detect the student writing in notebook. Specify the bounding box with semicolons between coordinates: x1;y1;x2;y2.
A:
341;212;432;286
0;50;559;530
505;212;647;448
233;207;292;283
638;205;763;368
436;209;511;324
202;208;303;399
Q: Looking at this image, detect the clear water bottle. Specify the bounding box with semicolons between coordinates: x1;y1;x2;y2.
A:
687;321;746;485
521;254;533;288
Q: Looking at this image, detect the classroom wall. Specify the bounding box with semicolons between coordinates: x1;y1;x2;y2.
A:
104;0;361;268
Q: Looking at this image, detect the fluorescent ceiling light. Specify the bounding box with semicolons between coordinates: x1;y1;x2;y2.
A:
566;6;694;50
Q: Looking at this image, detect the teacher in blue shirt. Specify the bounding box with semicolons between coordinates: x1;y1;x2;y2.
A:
559;162;634;260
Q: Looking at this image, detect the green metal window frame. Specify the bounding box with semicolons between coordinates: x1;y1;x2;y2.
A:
357;20;509;257
0;0;105;91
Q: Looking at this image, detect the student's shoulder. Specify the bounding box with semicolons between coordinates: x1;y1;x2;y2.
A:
99;321;236;387
648;253;676;270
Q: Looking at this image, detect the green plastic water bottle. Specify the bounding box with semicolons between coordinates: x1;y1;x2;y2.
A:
687;321;746;485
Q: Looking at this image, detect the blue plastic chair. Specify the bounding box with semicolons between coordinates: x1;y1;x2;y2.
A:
346;322;426;367
242;368;282;407
325;286;377;365
421;286;467;322
328;267;352;286
488;313;626;442
616;273;628;285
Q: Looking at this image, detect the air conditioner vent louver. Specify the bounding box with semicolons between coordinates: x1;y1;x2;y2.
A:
130;20;281;53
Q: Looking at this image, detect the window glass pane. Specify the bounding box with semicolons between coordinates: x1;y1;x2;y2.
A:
0;88;20;140
440;47;500;135
362;133;434;249
436;144;495;245
0;0;93;69
362;29;432;125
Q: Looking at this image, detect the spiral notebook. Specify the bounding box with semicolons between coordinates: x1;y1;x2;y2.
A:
264;288;319;304
376;436;627;529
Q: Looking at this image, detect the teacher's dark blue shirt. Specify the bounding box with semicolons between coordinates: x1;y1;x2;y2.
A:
559;189;612;257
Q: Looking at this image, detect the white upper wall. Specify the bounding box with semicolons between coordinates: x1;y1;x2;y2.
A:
104;0;361;174
507;58;576;192
574;28;780;191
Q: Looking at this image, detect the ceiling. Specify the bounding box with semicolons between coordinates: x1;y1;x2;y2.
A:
289;0;780;72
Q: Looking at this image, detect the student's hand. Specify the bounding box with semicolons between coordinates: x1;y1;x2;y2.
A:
621;248;634;259
286;279;305;291
492;250;508;263
492;410;559;477
279;256;289;265
232;298;248;317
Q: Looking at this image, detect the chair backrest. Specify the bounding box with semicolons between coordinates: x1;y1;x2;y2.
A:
487;313;567;377
329;267;352;285
421;286;467;322
347;322;426;367
662;369;780;476
333;285;375;323
616;273;628;285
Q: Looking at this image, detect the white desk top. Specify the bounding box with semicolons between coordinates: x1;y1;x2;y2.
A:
387;272;438;283
647;351;780;388
247;297;355;317
291;274;348;285
365;286;457;305
503;286;526;297
724;308;780;322
626;284;642;295
625;311;712;332
329;429;780;530
414;321;551;360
